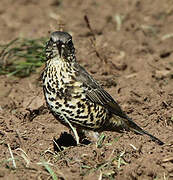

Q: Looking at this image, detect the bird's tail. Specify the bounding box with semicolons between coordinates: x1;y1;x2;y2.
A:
108;115;164;145
127;117;164;145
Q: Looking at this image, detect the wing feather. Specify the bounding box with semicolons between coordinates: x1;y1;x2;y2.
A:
74;63;128;119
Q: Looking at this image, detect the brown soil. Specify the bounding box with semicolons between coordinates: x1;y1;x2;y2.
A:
0;0;173;179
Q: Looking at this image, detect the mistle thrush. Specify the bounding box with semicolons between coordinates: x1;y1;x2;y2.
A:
42;31;164;145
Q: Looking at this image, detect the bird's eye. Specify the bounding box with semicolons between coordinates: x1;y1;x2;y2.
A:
66;39;73;47
49;37;55;44
48;38;54;46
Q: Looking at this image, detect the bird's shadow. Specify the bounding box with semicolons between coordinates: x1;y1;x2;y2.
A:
53;132;91;152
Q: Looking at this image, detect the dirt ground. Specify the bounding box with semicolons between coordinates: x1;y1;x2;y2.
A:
0;0;173;179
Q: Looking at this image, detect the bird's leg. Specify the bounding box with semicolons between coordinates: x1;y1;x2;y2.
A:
77;129;86;142
63;117;80;145
73;127;80;145
91;131;100;141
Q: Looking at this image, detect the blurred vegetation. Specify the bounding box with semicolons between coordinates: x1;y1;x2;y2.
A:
0;37;47;77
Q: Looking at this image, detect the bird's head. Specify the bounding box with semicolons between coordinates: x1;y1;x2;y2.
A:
45;31;75;62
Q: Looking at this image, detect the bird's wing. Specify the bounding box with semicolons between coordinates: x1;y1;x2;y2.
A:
74;63;128;119
73;63;165;145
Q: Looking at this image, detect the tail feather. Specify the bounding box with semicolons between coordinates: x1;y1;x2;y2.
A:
127;117;164;145
107;114;164;145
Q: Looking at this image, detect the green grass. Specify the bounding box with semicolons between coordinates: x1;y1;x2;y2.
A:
38;160;58;180
0;37;47;77
96;133;106;148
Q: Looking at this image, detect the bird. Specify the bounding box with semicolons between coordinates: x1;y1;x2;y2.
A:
42;31;164;145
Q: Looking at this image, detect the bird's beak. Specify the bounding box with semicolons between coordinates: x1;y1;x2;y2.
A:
56;41;63;57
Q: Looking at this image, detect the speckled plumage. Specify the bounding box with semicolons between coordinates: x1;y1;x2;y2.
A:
42;31;164;145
